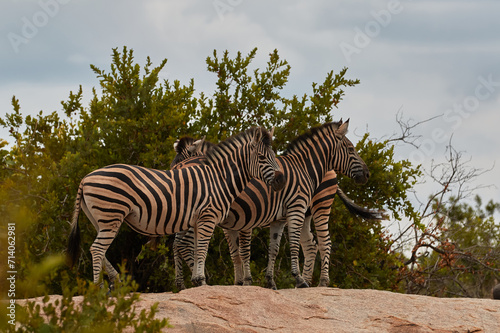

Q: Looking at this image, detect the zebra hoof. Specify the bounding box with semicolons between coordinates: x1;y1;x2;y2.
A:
242;276;253;286
191;276;206;287
265;280;277;290
296;280;309;288
318;278;329;287
175;280;186;291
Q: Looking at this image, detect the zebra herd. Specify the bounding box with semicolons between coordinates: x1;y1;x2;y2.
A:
67;120;385;289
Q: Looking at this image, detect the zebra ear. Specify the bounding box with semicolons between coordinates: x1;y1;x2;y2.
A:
188;136;206;154
269;127;275;138
173;139;180;151
252;127;263;146
336;118;349;138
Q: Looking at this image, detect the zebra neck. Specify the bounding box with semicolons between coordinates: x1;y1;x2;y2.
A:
287;140;334;188
205;147;252;206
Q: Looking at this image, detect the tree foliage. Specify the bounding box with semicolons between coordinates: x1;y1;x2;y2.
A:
1;46;430;298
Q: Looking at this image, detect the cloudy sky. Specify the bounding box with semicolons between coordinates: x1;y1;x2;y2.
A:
2;0;500;218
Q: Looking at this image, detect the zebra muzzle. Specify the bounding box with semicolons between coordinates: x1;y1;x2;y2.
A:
353;165;370;184
270;171;286;191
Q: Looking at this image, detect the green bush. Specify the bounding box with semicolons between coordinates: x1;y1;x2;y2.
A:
13;271;169;333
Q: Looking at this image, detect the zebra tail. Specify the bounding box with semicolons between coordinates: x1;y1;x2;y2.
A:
336;187;388;220
67;182;83;268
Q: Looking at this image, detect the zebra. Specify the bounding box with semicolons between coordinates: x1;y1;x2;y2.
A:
66;127;285;287
170;120;384;289
222;120;376;288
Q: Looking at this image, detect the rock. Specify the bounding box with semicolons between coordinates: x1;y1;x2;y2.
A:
21;286;500;332
135;286;499;332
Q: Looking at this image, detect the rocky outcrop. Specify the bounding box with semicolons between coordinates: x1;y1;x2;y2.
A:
22;286;500;332
136;286;499;332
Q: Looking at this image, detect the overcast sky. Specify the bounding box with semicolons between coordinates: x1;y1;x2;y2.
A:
2;0;499;217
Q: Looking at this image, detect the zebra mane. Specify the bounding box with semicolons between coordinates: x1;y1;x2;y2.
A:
174;136;196;154
284;121;342;155
175;136;215;154
204;127;272;164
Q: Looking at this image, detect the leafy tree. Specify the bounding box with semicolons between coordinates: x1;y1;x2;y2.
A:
0;46;421;297
191;48;360;150
1;47;199;296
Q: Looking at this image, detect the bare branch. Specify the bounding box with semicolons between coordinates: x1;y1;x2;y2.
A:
386;107;442;148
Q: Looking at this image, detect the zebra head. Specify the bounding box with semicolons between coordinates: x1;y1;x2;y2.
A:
249;127;286;192
170;136;214;169
171;136;197;169
333;119;370;184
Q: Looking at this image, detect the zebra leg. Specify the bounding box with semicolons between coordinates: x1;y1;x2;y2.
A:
173;230;188;290
223;229;244;285
90;227;121;288
104;258;121;288
82;200;121;288
265;221;286;290
83;225;121;288
179;229;196;271
288;215;309;288
313;212;332;287
300;215;318;286
310;170;337;287
239;229;253;286
191;219;216;287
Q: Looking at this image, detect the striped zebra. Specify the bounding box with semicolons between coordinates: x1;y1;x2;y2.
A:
66;127;285;287
222;120;374;288
170;120;384;289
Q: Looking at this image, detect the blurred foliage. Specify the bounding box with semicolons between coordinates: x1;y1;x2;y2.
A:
13;271;168;333
1;46;428;304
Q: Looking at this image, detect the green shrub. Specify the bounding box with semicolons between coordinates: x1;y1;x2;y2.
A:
13;272;169;333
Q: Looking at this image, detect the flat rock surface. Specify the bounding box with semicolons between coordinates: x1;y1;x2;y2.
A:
139;286;499;332
23;286;500;332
